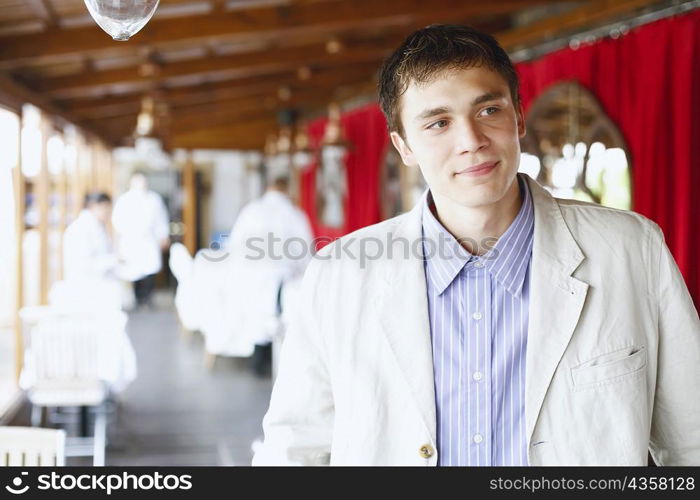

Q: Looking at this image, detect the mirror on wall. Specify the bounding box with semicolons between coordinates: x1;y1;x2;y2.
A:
521;81;631;210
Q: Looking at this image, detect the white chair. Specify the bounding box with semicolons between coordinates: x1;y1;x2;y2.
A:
168;243;199;334
21;311;127;466
194;249;255;364
0;426;66;466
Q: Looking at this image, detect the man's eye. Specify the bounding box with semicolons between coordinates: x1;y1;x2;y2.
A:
480;106;499;116
428;119;448;129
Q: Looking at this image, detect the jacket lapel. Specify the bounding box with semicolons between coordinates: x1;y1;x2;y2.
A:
524;177;589;446
375;199;437;442
373;178;590;449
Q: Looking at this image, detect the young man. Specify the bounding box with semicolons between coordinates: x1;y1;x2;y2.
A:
112;171;170;308
253;25;700;466
56;192;123;310
63;192;117;282
223;175;313;374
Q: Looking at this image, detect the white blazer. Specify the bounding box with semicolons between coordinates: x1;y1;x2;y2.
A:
253;177;700;466
63;209;117;282
112;189;169;280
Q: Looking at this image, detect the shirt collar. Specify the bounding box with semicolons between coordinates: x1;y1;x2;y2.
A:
422;174;534;297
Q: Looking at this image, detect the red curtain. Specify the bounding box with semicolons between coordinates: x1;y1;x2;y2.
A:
300;103;389;247
516;9;700;307
300;10;700;305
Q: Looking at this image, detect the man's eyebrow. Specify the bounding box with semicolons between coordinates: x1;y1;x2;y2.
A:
414;92;508;122
472;91;506;106
415;106;451;122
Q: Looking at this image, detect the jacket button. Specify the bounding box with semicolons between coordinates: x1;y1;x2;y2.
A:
419;444;434;459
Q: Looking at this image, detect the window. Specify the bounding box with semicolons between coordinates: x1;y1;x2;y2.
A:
0;105;20;415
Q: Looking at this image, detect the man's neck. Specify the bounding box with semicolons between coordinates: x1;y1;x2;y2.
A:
431;177;522;256
266;188;287;196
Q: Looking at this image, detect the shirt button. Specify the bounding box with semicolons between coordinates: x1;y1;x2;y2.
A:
419;444;434;459
473;371;483;381
472;312;482;320
474;261;484;269
473;434;483;444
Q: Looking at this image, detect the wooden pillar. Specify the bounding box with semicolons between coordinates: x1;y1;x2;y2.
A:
37;118;50;305
71;141;82;220
291;164;301;206
97;144;108;194
90;139;98;191
56;149;67;282
13;118;25;381
107;147;114;196
76;134;88;214
182;152;197;255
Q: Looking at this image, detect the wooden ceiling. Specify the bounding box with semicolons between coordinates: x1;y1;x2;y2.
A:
0;0;669;150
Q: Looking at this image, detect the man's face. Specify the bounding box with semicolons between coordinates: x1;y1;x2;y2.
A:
130;174;148;191
92;202;112;224
390;66;525;209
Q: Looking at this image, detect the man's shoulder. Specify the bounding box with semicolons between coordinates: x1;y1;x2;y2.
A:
556;196;656;231
554;197;659;245
301;213;412;302
315;212;410;257
303;212;414;282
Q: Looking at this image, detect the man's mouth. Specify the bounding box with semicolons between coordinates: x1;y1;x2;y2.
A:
455;161;499;176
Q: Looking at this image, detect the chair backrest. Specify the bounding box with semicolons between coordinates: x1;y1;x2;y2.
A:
0;426;66;466
169;242;193;282
49;279;123;313
28;311;127;383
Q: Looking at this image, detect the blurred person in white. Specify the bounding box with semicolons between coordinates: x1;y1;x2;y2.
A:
112;171;170;308
35;193;137;397
54;192;123;310
224;175;313;375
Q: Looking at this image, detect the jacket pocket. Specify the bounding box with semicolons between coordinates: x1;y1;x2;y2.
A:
571;345;647;390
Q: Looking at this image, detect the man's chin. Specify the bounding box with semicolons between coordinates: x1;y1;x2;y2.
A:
445;182;503;208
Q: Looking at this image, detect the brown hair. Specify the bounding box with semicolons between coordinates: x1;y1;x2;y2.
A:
378;24;520;137
83;191;111;208
269;175;290;192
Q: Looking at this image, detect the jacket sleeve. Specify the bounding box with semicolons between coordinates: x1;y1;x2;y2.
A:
252;255;334;465
648;222;700;465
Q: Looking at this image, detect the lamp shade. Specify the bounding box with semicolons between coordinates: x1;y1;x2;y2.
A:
84;0;160;41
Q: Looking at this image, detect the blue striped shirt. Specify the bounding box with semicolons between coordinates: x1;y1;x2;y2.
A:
422;174;534;466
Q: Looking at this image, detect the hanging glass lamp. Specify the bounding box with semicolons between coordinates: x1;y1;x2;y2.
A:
84;0;160;41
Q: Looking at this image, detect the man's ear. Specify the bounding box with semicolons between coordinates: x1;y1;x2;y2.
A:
517;102;527;138
390;131;418;167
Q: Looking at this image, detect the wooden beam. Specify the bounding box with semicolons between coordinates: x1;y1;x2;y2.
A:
498;0;663;50
171;119;278;149
26;0;58;26
0;74;115;145
169;79;374;132
32;37;395;96
65;63;380;119
169;80;381;150
0;0;561;67
86;74;376;143
17;8;510;94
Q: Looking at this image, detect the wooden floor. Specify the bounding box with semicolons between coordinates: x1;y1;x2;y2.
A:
12;291;273;466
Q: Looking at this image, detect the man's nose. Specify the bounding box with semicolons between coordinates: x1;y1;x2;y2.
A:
455;118;489;154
